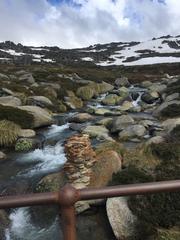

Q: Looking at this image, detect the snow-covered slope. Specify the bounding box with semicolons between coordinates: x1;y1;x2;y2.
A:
1;35;180;66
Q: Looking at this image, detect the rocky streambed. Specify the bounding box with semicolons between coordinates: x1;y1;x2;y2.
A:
0;73;180;240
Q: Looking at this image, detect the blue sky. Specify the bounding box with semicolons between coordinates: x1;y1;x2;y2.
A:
0;0;180;48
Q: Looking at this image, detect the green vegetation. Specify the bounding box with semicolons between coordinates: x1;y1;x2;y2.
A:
0;104;34;128
15;139;33;152
0;120;21;146
95;141;125;158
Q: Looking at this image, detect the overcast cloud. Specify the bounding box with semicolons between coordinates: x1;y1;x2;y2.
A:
0;0;180;48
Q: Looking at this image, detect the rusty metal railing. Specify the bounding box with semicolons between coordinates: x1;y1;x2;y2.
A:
0;180;180;240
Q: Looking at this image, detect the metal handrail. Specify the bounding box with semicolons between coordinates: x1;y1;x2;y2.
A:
0;180;180;240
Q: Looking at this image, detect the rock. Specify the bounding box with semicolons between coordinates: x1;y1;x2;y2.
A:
83;125;109;139
18;106;53;128
119;101;134;111
149;83;167;93
90;150;122;188
64;134;97;212
0;88;14;97
102;94;121;105
59;101;67;112
141;80;152;88
118;87;129;97
94;108;111;115
0;151;7;161
165;92;180;102
119;124;146;140
156;227;180;240
19;73;35;84
69;113;94;123
146;136;165;145
141;91;159;104
77;82;114;100
153;100;180;118
18;129;36;138
139;120;155;128
106;197;137;240
0;73;9;81
96;118;113;127
76;85;95;100
115;77;130;87
0;96;22;106
36;172;66;192
64;92;83;109
27;96;53;108
162;118;180;136
110;115;135;133
69;123;86;132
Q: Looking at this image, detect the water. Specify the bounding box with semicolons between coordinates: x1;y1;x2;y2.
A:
5;208;61;240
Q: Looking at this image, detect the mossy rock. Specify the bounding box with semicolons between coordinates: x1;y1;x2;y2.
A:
156;227;180;240
59;101;67;112
95;141;125;158
0;120;21;147
0;104;34;128
76;85;95;100
15;138;33;152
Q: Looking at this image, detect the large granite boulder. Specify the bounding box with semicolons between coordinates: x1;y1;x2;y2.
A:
64;91;83;109
69;113;94;123
110;115;135;133
27;96;53;108
0;96;22;107
106;197;137;240
119;124;146;140
82;125;111;140
102;94;121;105
153;100;180;118
115;77;130;87
18;106;54;128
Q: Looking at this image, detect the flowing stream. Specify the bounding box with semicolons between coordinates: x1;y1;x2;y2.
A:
1;85;161;240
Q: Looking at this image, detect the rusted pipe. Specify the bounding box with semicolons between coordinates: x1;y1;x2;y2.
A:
79;180;180;200
0;191;59;209
60;205;77;240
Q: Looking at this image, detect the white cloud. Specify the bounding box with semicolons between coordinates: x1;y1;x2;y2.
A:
0;0;180;48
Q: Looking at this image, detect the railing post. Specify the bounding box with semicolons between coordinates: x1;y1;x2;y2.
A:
61;205;77;240
59;184;80;240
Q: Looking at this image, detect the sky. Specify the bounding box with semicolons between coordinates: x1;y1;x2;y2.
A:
0;0;180;48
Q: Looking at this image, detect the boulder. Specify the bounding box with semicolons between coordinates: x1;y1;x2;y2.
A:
18;106;53;128
119;124;146;140
90;150;122;188
118;87;129;97
102;94;121;105
97;81;114;94
69;113;94;123
131;92;139;101
27;96;53;108
0;73;9;81
141;91;159;104
64;92;83;109
18;129;36;138
119;101;134;111
149;83;167;93
115;77;130;87
153;100;180;118
0;151;7;161
146;136;165;145
162;118;180;138
165;92;180;102
110;115;135;133
19;73;35;84
94;108;112;115
76;85;95;100
82;125;109;139
141;80;152;88
0;96;22;107
96;118;113;127
139;120;155;128
106;197;137;240
0;88;14;97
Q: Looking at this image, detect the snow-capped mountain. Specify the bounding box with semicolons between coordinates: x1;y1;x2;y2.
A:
1;35;180;66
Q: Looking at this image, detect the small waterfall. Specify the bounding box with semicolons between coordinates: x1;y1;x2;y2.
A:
45;123;70;138
6;208;60;240
132;92;143;107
